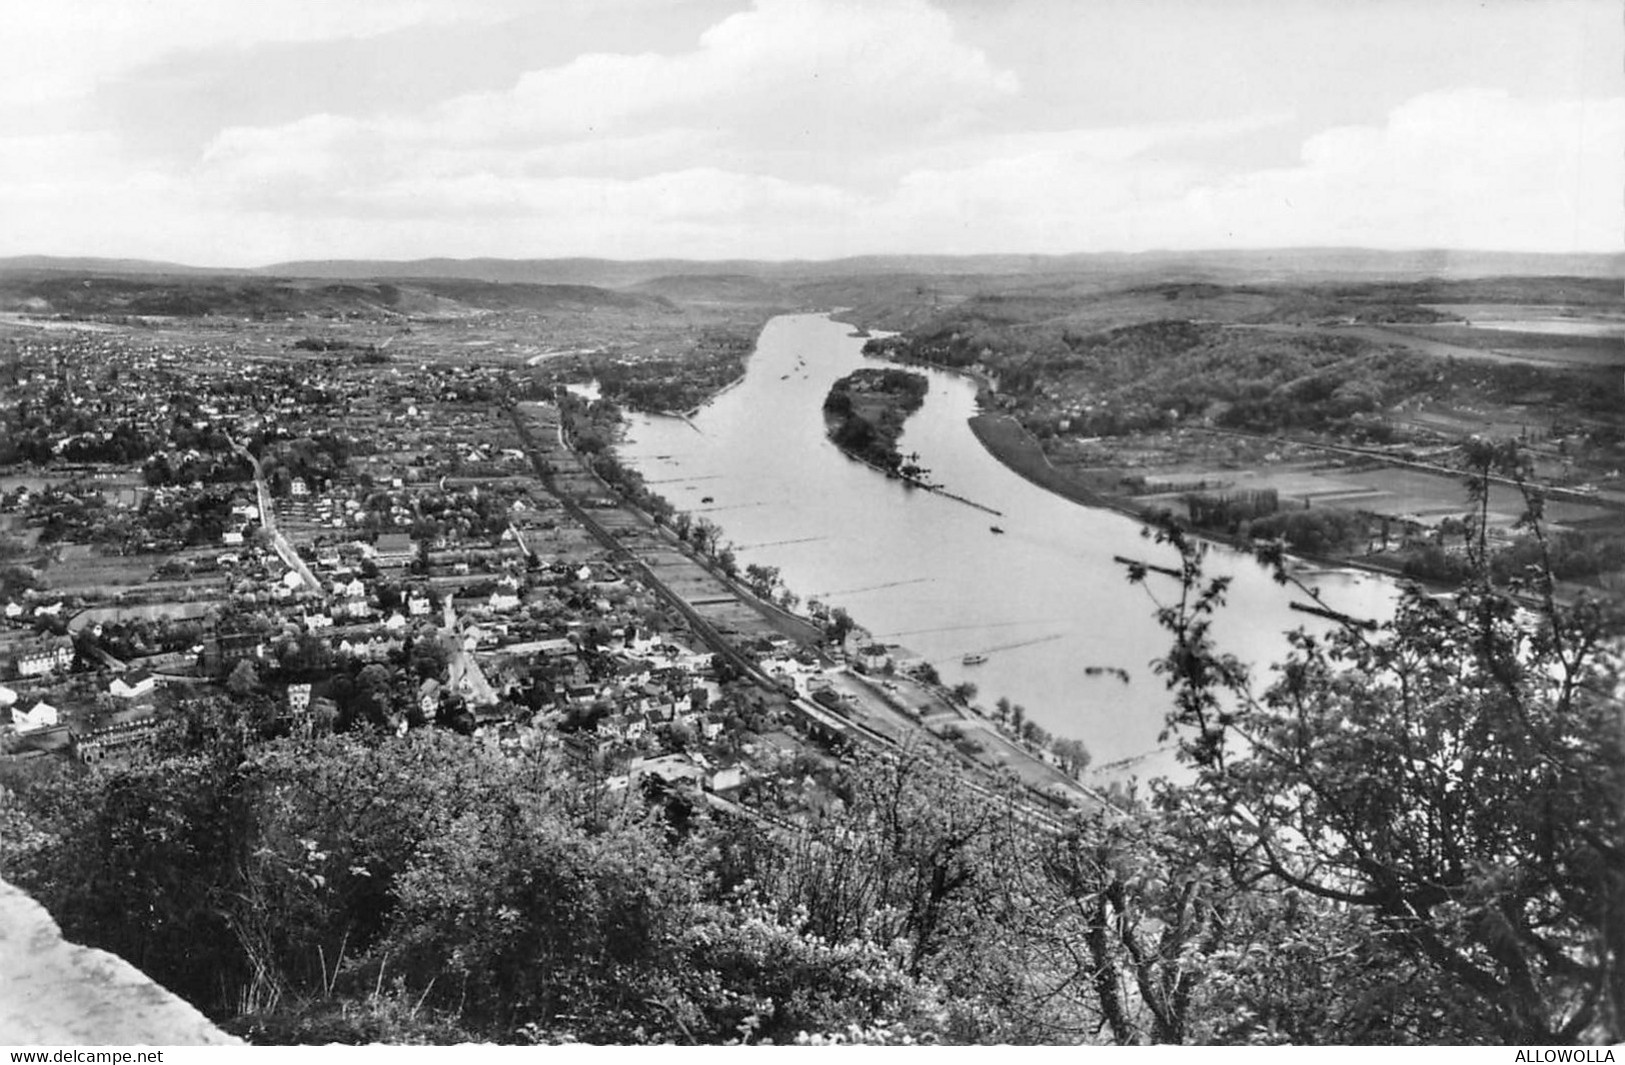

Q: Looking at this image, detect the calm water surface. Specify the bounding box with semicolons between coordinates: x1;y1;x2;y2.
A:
1463;319;1625;338
619;313;1397;782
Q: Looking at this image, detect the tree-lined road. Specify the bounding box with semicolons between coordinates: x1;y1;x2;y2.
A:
225;434;323;596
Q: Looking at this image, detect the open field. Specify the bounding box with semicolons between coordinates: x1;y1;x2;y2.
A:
40;545;159;592
966;413;1612;538
1392;402;1544;440
1179;460;1614;530
68;599;220;632
1427;303;1625;338
966;414;1127;511
0;474;76;493
1367;322;1623;369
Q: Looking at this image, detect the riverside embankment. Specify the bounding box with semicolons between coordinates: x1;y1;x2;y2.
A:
511;398;1089;819
618;312;1399;784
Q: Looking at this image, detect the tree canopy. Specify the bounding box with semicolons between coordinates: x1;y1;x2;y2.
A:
1;454;1619;1044
1128;509;1625;1043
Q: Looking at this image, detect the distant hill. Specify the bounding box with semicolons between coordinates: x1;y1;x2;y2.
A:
1;248;1618;292
254;249;1625;286
625;273;792;304
402;278;674;313
0;255;248;277
0;270;674;319
255;257;752;288
1083;248;1625;285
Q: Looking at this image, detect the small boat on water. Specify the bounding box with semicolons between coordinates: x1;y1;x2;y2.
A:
989;525;1005;534
701;496;714;503
962;653;988;666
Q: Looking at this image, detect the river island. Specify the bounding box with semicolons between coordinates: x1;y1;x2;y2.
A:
822;367;930;475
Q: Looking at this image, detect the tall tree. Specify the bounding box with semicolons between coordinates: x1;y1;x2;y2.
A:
1129;514;1625;1043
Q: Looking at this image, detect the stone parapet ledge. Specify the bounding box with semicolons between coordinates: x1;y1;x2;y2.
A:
0;877;241;1046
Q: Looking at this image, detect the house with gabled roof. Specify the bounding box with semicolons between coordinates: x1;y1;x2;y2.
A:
11;699;59;733
109;669;158;700
14;636;75;678
333;595;372;620
708;763;747;794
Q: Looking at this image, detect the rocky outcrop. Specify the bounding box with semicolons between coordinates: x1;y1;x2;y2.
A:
0;878;241;1045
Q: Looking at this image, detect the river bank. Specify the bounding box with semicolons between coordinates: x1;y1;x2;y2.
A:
616;311;1402;780
965;411;1448;597
967;414;1144;521
829;432;1004;517
680;372;746;417
538;398;1100;810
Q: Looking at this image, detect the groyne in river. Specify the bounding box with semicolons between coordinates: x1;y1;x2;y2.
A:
619;313;1397;782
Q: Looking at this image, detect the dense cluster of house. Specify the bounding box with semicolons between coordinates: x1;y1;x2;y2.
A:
0;327;815;801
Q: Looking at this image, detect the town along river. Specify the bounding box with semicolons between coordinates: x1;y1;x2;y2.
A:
618;312;1397;783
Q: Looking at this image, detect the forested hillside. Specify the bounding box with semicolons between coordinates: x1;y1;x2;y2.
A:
0;271;674;320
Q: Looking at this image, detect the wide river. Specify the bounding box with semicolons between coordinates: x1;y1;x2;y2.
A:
619;313;1396;782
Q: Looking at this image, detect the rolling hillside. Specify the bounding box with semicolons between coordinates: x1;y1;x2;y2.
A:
0;271;676;319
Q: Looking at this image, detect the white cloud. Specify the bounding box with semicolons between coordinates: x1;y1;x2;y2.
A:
0;0;1615;266
181;0;1022;225
842;89;1623;255
1172;89;1625;251
0;0;534;108
415;0;1017;152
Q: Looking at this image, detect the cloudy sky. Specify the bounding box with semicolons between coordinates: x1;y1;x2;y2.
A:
2;0;1619;265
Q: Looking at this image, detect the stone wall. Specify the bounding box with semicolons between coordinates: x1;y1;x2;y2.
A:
0;877;240;1045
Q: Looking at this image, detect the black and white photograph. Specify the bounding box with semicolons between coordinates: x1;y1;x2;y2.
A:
0;0;1620;1049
